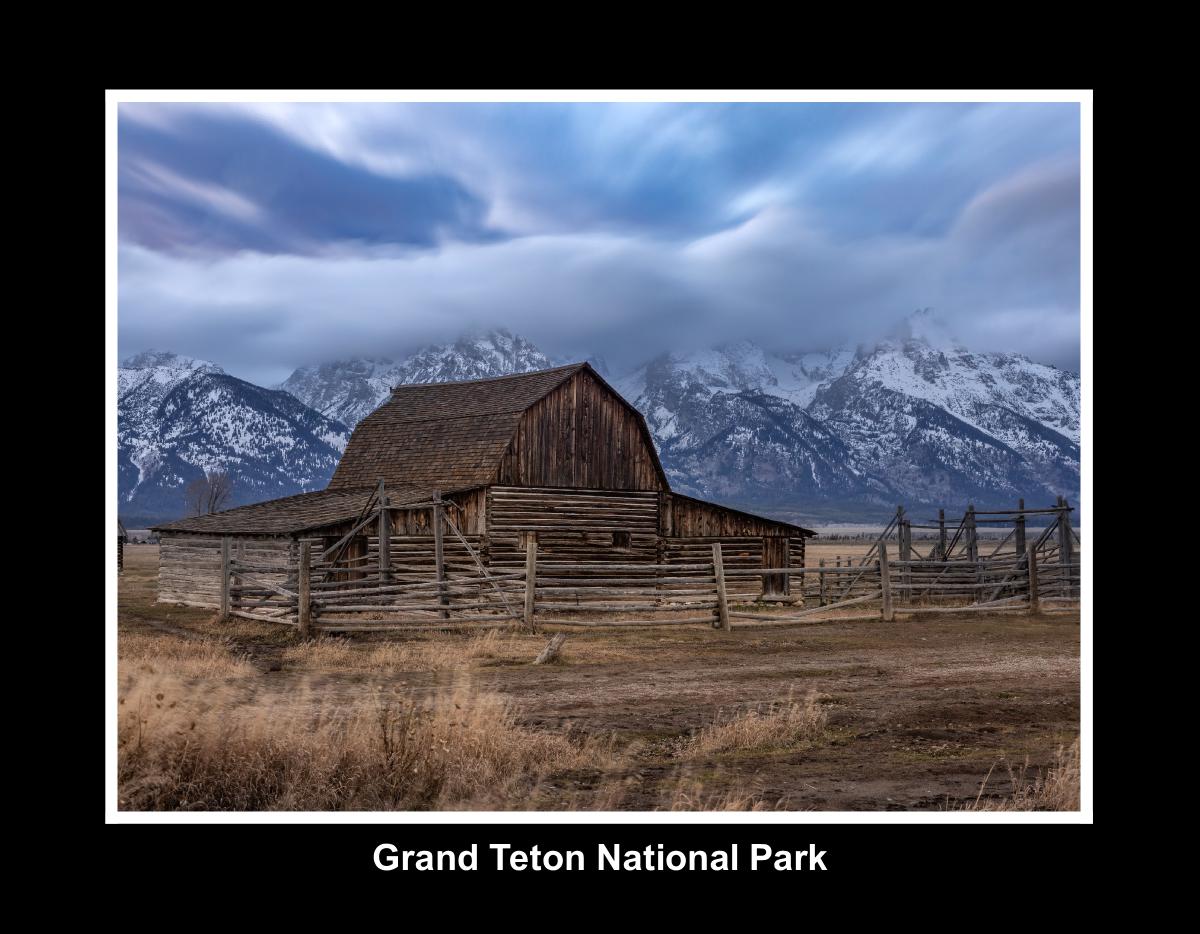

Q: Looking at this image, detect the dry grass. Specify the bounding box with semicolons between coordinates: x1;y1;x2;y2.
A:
117;671;615;811
280;629;524;672
963;738;1081;811
678;691;829;758
118;631;258;679
664;774;788;811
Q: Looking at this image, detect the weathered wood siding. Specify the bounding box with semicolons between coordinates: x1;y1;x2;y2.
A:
486;486;659;571
664;493;798;538
158;532;292;608
762;536;790;596
366;535;485;574
663;537;766;597
496;370;662;491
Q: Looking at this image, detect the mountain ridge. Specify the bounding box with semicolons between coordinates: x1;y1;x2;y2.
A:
120;317;1080;525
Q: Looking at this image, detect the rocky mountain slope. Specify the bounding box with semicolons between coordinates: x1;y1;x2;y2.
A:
616;312;1080;519
279;330;552;428
118;352;349;525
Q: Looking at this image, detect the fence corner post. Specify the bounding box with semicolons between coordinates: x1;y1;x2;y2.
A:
1026;543;1039;616
879;542;894;622
712;542;730;631
524;538;537;630
298;541;312;638
220;536;231;620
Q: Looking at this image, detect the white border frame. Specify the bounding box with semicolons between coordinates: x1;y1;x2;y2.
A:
105;89;1092;825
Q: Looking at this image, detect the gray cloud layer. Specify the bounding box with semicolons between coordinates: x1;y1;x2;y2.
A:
117;102;1081;384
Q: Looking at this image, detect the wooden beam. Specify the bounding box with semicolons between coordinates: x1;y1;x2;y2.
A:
534;633;567;665
524;537;537;630
1027;543;1039;615
220;536;231;619
432;491;448;619
712;542;730;631
879;543;893;622
298;541;312;638
377;479;390;583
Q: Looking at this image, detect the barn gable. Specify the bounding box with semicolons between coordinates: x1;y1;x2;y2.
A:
497;367;665;491
329;363;667;493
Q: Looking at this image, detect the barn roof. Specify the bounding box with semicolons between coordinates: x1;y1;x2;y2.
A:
670;492;815;537
152;484;477;535
328;362;667;490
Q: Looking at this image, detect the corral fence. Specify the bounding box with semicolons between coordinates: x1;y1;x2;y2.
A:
218;495;1080;634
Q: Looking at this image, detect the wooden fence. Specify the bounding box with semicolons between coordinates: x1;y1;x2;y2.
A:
217;494;1080;633
220;538;1079;635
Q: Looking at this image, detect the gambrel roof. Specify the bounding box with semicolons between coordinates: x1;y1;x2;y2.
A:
328;362;667;490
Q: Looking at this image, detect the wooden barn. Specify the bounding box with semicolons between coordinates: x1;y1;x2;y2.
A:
153;363;813;608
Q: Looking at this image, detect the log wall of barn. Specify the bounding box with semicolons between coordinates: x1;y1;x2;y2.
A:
663;537;765;597
664;493;797;538
157;533;293;608
496;371;662;491
486;486;659;571
365;535;486;576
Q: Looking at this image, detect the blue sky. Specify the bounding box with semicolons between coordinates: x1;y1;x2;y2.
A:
118;102;1081;385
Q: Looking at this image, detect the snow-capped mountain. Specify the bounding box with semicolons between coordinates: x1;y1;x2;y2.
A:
118;351;350;525
618;311;1080;518
280;329;552;428
119;315;1080;525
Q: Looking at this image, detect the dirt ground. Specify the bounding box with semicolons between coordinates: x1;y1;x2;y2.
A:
118;543;1080;810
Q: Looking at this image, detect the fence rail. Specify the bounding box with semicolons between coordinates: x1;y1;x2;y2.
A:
214;494;1079;634
220;541;1079;634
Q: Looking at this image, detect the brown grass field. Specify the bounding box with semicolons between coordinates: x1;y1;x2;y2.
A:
117;543;1081;811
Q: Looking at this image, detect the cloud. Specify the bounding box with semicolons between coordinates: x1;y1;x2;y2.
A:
117;102;1081;381
118;105;498;254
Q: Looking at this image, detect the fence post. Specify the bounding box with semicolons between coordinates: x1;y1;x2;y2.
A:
819;558;827;606
879;543;894;622
898;506;911;603
377;479;390;583
937;508;947;561
965;504;978;563
298;541;311;638
524;538;537;630
1014;498;1026;557
220;536;231;619
1026;543;1039;616
712;542;730;631
433;491;448;619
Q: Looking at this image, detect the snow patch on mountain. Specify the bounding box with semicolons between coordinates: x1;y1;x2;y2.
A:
119;352;349;524
280;329;552;428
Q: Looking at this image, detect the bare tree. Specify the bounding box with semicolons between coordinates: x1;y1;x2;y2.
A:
184;469;235;516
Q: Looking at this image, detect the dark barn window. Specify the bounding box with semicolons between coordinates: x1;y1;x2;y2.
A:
612;530;632;552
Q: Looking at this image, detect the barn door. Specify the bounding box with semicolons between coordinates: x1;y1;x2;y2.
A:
762;537;790;596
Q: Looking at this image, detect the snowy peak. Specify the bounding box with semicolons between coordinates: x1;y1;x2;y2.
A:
118;349;224;401
830;338;1080;445
620;311;1079;515
281;329;553;428
118;353;349;525
121;349;223;372
398;329;551;385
